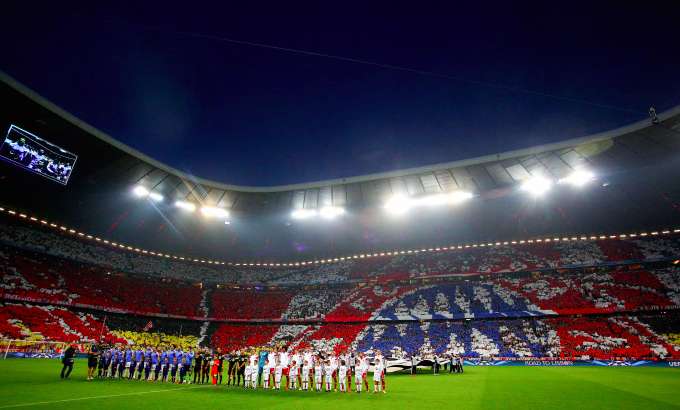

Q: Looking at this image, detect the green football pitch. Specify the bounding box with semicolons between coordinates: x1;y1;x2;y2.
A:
0;360;679;410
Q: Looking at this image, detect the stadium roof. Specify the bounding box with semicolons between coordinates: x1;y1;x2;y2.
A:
1;70;680;262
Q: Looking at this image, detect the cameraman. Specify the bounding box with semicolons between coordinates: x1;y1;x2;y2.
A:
60;344;77;379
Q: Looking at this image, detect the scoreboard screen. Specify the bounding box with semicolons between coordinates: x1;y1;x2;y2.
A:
0;124;77;185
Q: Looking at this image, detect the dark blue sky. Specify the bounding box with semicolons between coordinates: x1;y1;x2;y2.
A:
3;3;680;186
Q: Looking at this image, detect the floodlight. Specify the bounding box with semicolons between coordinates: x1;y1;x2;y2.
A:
201;206;229;219
559;169;595;187
520;176;553;196
148;192;164;202
418;194;449;206
133;185;149;197
449;191;474;204
291;209;317;219
319;206;345;219
175;200;197;212
384;196;412;215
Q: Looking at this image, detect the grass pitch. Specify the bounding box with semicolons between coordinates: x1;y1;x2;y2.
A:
0;360;678;409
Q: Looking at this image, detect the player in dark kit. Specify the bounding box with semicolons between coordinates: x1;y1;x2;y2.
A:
201;352;211;384
193;351;204;384
227;353;236;386
237;353;246;386
87;344;99;381
215;349;224;384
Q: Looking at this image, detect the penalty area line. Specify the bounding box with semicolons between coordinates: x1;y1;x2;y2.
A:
0;385;209;408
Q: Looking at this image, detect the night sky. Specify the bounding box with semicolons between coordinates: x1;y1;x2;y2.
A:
3;3;680;186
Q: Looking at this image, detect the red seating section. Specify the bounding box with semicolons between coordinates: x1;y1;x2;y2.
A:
0;246;203;317
209;289;294;320
210;324;280;352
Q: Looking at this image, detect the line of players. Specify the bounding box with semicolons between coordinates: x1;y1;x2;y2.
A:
90;345;387;393
91;345;208;384
253;349;386;394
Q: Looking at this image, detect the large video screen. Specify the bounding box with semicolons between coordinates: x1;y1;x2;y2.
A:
0;124;77;185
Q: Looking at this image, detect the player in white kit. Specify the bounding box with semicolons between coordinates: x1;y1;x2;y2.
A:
262;358;270;389
361;354;370;392
291;351;302;389
338;360;349;392
329;354;339;391
324;360;333;392
314;361;323;392
249;353;259;389
373;357;384;393
355;353;368;393
244;362;253;388
301;360;310;391
304;350;314;389
266;351;276;389
354;360;363;393
289;360;299;390
274;361;283;390
278;349;289;390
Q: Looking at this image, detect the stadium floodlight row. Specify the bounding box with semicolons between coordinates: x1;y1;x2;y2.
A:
130;168;595;222
2;71;680;261
1;202;678;269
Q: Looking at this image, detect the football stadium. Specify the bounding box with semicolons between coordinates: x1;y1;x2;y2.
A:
2;6;680;410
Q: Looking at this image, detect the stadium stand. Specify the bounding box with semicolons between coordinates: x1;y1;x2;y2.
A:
1;219;680;360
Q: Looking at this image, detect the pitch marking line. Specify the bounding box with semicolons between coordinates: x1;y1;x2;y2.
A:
0;385;210;408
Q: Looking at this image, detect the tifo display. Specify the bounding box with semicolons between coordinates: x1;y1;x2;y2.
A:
1;214;679;365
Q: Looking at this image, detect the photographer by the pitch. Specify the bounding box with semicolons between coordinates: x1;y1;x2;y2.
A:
60;344;77;379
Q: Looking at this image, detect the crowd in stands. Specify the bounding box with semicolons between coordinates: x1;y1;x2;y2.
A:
2;301;680;361
209;288;294;320
2;237;679;324
0;220;229;283
2;218;680;361
2;215;680;286
0;302;125;344
0;245;204;317
109;330;198;351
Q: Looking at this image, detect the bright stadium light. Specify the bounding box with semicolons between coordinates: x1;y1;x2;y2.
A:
133;185;163;202
520;176;553;196
148;191;164;202
201;206;229;219
384;195;413;215
175;200;196;212
448;190;474;204
386;191;473;214
319;206;345;219
291;209;317;220
418;193;451;207
132;185;149;198
559;169;595;187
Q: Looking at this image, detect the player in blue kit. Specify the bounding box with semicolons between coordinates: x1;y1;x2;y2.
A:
161;350;170;382
110;347;120;378
170;349;179;383
131;348;143;379
125;349;137;380
151;349;160;381
179;350;192;383
143;347;152;380
117;349;126;378
124;348;133;378
99;348;111;378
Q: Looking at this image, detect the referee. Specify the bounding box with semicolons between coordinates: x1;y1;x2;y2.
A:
60;344;77;379
193;350;204;384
